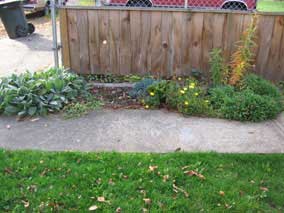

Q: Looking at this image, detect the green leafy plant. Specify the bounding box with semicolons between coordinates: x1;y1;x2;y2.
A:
209;48;228;87
221;89;282;122
63;97;103;119
209;86;235;110
241;73;282;99
129;78;157;99
0;68;92;117
229;15;257;86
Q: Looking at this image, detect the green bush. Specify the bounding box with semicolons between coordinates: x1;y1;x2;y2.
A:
221;89;282;122
0;68;91;117
209;48;228;87
242;74;282;99
209;86;235;109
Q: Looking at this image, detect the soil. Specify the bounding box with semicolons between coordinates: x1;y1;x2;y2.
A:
92;85;142;110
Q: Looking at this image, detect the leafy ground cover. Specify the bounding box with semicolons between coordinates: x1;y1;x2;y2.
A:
257;0;284;12
0;150;283;212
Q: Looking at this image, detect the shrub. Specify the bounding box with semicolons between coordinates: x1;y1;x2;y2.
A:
228;15;257;86
0;68;91;117
129;78;157;98
209;86;235;110
241;73;282;99
209;48;228;86
221;89;282;122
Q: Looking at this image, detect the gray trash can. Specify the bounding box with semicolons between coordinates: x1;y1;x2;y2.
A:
0;0;35;39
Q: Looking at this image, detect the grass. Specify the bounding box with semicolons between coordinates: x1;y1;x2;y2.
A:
0;150;284;212
257;0;284;12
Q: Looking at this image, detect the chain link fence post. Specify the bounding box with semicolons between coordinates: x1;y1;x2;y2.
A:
51;0;59;68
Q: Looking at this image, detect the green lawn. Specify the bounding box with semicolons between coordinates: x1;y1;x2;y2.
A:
0;150;284;212
257;0;284;12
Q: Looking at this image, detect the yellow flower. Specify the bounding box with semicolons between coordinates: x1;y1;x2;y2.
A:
141;99;145;104
180;90;185;94
184;101;189;106
205;100;209;103
178;77;182;81
183;87;188;91
195;92;199;96
145;105;149;109
149;92;155;96
189;83;196;89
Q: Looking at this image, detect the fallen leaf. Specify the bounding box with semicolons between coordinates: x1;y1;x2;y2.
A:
260;187;269;191
6;125;11;129
4;167;13;174
88;205;98;211
143;198;151;205
163;175;169;182
149;165;158;172
219;191;225;196
22;200;30;208
97;197;105;202
30;118;40;122
175;147;181;152
173;184;189;197
142;208;148;212
184;170;205;180
181;165;190;170
116;207;122;213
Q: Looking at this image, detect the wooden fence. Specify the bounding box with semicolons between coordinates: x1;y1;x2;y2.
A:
59;7;284;81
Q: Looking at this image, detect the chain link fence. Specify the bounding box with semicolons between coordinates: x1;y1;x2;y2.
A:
63;0;257;11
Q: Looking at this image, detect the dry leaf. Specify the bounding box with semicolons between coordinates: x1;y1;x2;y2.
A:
22;200;30;208
219;191;225;196
173;184;189;197
143;198;151;205
260;187;269;191
184;170;205;180
142;208;148;212
97;197;105;202
163;175;169;182
181;165;190;170
6;125;11;129
88;205;98;211
116;207;122;213
30;118;40;122
149;165;158;172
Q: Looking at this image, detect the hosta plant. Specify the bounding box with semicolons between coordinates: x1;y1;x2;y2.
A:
0;68;92;117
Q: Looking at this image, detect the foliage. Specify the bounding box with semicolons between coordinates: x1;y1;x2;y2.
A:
209;86;235;110
209;48;228;86
86;74;143;83
220;89;282;122
0;68;91;117
228;15;257;86
129;78;157;98
63;97;103;119
141;78;213;116
241;73;282;99
1;149;284;212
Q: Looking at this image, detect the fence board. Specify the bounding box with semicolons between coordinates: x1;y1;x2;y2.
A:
61;9;284;82
59;9;70;68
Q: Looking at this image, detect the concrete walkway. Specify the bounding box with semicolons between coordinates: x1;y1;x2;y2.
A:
1;109;284;153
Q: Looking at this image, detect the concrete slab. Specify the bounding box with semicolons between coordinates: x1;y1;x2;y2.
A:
0;17;58;77
0;109;284;153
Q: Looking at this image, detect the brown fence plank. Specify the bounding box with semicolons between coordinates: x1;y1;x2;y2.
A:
255;15;275;77
190;13;204;71
172;12;183;76
130;11;142;75
67;10;80;72
59;9;70;69
161;12;173;77
120;11;131;75
109;10;120;75
149;11;162;77
266;16;284;80
88;10;100;74
98;10;110;73
77;10;90;74
140;11;151;75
